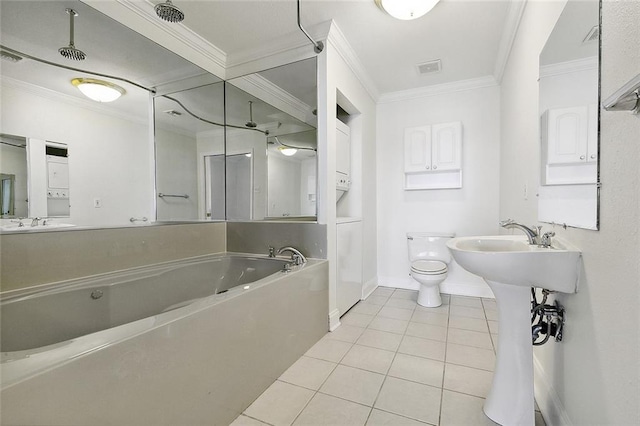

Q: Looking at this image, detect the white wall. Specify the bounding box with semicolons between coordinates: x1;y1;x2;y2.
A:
0;81;153;227
499;1;640;424
155;128;198;221
226;128;268;220
268;155;302;217
376;85;501;297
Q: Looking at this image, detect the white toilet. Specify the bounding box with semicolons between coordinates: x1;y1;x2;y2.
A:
407;232;454;308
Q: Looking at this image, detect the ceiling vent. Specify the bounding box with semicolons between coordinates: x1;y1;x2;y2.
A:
583;25;599;44
0;50;23;63
416;59;441;75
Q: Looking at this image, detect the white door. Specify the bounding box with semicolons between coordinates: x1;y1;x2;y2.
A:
546;106;589;164
337;220;363;317
431;122;462;171
404;126;432;172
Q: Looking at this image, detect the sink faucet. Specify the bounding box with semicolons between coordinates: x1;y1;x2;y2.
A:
499;219;540;245
10;218;25;227
277;246;307;265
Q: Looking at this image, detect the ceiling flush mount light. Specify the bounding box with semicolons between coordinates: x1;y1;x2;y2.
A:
278;146;298;156
375;0;441;20
71;78;126;102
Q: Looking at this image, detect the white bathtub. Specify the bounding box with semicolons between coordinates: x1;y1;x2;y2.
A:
1;253;328;425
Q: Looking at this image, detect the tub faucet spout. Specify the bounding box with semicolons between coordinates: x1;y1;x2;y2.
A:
499;219;540;245
277;246;307;265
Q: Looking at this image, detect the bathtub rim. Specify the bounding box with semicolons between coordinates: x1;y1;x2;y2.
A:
1;254;326;390
1;252;294;302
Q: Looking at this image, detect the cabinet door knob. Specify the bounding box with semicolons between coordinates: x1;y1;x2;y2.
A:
433;165;438;170
425;165;430;170
580;155;585;160
590;154;596;159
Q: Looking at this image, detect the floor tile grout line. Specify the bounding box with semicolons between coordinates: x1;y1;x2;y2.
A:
239;413;277;426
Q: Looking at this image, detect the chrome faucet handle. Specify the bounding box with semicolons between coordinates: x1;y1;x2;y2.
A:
268;246;275;258
10;218;25;227
540;231;556;248
30;217;42;227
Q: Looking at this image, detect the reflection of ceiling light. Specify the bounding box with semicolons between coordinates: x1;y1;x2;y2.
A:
279;147;298;156
71;78;125;102
375;0;440;20
164;109;182;116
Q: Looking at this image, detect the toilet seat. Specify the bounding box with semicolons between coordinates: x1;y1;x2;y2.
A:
411;260;448;275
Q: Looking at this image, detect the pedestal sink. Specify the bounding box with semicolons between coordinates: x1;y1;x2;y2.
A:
447;235;581;426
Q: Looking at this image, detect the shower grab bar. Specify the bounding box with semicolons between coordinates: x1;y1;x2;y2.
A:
158;193;189;199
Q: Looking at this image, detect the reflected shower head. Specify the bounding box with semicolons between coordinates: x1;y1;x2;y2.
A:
59;9;86;61
155;0;185;23
245;101;257;128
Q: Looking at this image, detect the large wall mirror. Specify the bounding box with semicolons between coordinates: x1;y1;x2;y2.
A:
154;79;225;222
225;58;318;222
538;0;600;230
0;0;219;231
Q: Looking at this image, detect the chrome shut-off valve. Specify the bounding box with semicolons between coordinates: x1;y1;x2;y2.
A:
531;288;566;345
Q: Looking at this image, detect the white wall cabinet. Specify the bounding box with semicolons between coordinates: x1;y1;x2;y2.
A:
404;122;462;189
541;105;597;185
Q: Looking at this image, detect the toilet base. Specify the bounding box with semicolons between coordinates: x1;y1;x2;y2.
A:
417;284;442;308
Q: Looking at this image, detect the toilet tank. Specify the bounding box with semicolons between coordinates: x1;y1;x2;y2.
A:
407;232;454;263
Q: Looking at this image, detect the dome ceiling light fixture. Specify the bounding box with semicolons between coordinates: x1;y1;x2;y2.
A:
278;146;298;157
71;78;126;102
374;0;441;20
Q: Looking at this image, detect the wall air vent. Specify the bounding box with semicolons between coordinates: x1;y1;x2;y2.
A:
416;59;442;75
583;25;599;44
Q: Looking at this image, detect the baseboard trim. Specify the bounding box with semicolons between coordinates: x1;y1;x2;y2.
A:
377;276;494;299
533;355;573;426
361;277;378;300
328;309;341;332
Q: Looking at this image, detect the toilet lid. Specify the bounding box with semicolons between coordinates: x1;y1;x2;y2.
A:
411;260;447;274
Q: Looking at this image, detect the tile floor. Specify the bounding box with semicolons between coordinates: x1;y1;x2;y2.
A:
231;287;545;426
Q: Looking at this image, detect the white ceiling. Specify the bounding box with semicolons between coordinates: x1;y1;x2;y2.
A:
171;0;512;94
1;0;518;133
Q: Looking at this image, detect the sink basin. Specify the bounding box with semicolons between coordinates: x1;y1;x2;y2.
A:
448;235;582;426
447;235;581;293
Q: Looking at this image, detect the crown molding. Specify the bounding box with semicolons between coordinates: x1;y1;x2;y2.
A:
493;0;527;84
378;75;498;104
326;21;380;103
1;76;148;126
230;74;314;125
539;56;598;79
226;21;332;80
83;0;227;79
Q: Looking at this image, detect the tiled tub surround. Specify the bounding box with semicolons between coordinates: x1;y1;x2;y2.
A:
0;222;227;292
1;257;329;426
234;288;545;426
227;221;327;259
